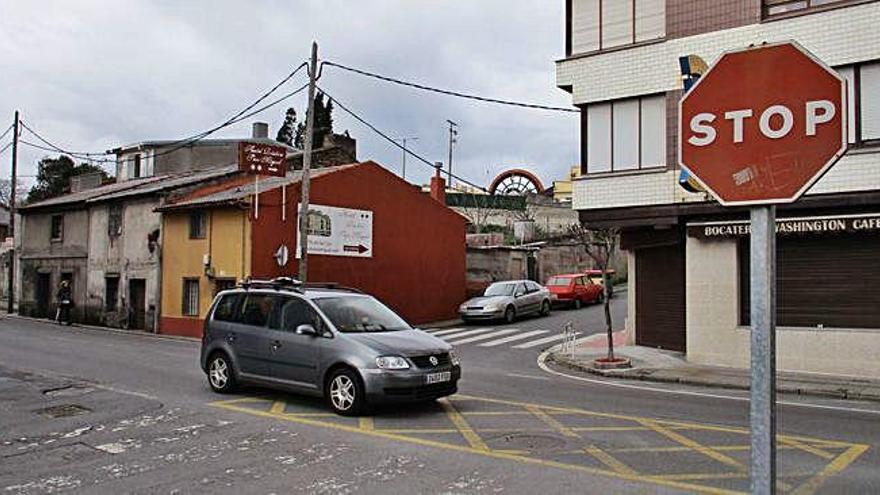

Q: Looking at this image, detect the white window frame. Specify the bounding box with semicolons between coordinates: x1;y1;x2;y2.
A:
584;94;667;174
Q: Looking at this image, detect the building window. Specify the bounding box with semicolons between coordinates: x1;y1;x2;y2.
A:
132;154;142;179
105;276;119;311
568;0;665;56
582;94;666;174
108;204;123;237
182;278;200;316
837;61;880;147
214;278;237;296
189;211;207;239
763;0;848;17
50;215;63;241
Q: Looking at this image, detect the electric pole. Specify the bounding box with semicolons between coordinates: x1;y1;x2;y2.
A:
298;42;318;282
446;120;458;187
396;136;417;180
7;111;18;313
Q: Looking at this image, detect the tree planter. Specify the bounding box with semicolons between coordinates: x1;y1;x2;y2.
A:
593;357;632;370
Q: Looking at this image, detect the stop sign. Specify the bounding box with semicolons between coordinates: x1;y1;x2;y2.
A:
679;42;846;206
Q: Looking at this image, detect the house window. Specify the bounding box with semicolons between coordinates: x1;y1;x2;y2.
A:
108;204;123;237
50;215;63;241
568;0;665;55
763;0;848;17
837;61;880;147
105;276;119;311
214;278;237;296
182;278;200;316
189;211;207;239
582;94;666;174
132;154;142;179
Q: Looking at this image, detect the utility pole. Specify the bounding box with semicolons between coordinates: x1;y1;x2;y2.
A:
298;42;318;282
7;111;18;314
446;120;458;187
396;136;418;180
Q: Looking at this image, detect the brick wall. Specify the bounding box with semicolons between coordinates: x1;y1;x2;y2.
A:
667;0;760;39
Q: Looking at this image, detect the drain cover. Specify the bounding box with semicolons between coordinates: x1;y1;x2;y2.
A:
484;433;568;452
35;404;92;418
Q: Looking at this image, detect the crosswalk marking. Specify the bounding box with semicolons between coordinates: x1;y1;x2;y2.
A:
435;327;494;340
427;327;468;337
479;330;549;347
446;328;520;345
512;332;581;349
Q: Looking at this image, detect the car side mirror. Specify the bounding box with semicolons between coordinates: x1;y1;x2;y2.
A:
296;324;318;337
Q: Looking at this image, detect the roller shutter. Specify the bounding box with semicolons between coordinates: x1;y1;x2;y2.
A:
636;243;686;351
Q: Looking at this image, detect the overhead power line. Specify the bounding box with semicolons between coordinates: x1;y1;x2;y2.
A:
318;86;489;193
0;124;12;143
0;141;13;155
17;61;310;165
322;61;579;113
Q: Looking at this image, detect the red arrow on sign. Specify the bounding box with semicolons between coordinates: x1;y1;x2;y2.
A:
343;244;369;254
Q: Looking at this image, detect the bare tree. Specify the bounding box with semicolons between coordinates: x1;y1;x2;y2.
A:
456;191;495;234
568;224;620;361
0;179;27;208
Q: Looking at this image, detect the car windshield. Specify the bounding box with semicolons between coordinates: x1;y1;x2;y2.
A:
484;283;516;297
314;296;411;333
547;277;571;286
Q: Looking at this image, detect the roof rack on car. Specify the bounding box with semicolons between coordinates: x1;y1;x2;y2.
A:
300;282;363;294
239;276;305;292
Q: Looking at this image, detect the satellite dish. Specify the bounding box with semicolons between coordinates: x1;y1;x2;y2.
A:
274;245;289;267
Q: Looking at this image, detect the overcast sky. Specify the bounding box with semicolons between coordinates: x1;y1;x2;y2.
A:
0;1;578;191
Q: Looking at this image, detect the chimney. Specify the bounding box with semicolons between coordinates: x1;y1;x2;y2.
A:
430;162;446;204
252;122;269;139
70;172;104;193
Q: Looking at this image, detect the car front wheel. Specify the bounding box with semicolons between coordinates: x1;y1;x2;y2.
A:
207;352;237;393
573;298;582;310
327;368;366;416
503;306;516;324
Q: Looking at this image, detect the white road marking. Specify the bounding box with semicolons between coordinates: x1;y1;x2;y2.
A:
479;330;549;347
446;328;521;345
438;328;496;341
426;327;467;336
535;351;880;416
512;332;579;349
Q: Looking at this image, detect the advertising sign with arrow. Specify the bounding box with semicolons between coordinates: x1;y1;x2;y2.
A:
296;203;373;258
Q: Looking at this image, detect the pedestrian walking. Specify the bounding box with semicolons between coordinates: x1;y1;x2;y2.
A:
56;280;73;326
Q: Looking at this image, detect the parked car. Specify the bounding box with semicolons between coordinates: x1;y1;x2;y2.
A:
545;274;603;309
200;278;460;416
459;280;552;324
585;269;616;297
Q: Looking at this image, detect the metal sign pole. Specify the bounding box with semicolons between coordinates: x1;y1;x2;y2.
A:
750;205;777;495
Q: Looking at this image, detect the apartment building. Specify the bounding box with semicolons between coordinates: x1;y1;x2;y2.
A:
558;0;880;377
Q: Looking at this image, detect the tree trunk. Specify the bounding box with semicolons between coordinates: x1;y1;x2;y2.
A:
602;271;614;360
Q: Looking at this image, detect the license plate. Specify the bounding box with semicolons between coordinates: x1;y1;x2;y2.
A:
426;372;451;384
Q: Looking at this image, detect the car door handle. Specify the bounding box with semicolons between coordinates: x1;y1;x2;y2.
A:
271;340;282;351
225;333;236;344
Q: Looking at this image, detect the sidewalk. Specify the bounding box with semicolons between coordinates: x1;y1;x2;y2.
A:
549;330;880;402
0;312;200;343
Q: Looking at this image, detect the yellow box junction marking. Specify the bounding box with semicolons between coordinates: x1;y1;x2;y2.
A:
210;393;869;495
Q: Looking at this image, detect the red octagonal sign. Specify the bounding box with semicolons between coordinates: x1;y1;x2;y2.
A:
679;41;846;206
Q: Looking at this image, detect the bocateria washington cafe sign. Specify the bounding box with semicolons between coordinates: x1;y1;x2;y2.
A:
688;214;880;239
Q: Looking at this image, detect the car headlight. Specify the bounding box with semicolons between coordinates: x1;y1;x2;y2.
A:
449;349;461;366
376;356;410;370
484;302;501;311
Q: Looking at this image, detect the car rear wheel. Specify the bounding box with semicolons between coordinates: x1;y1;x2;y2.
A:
207;352;237;394
540;300;551;316
504;306;516;324
327;368;366;416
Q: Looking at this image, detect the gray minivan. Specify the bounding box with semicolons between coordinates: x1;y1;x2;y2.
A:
199;278;461;416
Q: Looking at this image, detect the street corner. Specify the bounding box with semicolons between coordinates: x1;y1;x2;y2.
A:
209;392;870;495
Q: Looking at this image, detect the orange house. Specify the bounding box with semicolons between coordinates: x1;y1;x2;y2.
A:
157;161;467;338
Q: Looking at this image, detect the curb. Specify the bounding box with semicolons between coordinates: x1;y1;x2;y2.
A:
547;351;880;403
4;314;200;343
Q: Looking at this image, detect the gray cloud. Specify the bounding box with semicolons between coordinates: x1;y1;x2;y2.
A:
0;0;577;190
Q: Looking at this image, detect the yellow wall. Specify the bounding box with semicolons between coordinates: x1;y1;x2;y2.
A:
161;208;250;320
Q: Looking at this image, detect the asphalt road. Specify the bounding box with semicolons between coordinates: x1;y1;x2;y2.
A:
0;296;877;494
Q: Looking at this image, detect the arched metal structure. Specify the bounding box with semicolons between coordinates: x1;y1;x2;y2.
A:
488;169;545;196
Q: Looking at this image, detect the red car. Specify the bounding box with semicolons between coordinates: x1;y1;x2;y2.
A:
545;274;604;309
